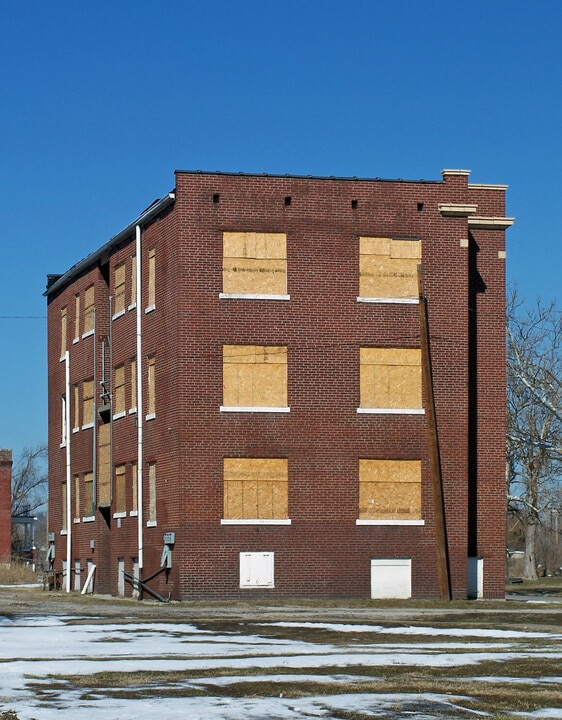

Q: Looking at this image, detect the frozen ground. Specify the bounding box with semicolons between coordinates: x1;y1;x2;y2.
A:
0;610;561;720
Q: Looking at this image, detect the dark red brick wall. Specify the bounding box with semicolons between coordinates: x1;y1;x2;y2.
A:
47;170;508;600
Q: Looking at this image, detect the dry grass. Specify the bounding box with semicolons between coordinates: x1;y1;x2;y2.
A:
0;562;39;585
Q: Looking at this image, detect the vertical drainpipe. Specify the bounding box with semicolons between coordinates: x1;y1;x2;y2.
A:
65;350;72;592
136;225;144;571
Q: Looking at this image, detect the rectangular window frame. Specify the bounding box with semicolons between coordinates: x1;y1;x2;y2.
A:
356;459;424;525
358;347;424;415
222;458;290;525
221;231;289;300
221;345;290;412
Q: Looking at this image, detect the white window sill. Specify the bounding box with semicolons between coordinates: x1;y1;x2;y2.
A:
129;407;137;415
82;422;94;430
357;297;419;304
145;412;156;421
145;304;155;314
220;406;290;413
73;518;80;524
59;356;66;363
82;330;94;340
128;303;137;311
240;583;275;589
356;519;425;526
130;510;138;517
219;293;290;301
60;441;66;449
221;519;292;525
60;529;68;536
73;337;80;345
72;427;80;434
357;408;425;415
112;309;126;321
113;411;126;421
146;520;157;527
82;516;95;523
113;512;127;519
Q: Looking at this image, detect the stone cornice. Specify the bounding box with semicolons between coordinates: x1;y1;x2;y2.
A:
468;216;515;230
438;203;478;217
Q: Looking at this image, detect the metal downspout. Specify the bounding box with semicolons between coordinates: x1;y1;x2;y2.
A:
65;350;72;592
136;225;144;571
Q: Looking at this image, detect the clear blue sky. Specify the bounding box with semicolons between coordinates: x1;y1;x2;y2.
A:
1;1;561;463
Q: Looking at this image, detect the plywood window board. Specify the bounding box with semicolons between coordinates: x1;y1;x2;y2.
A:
114;364;125;415
114;262;126;314
359;459;421;520
98;423;111;507
223;232;287;295
223;345;287;407
224;458;288;520
359;236;421;299
360;347;422;409
84;285;95;334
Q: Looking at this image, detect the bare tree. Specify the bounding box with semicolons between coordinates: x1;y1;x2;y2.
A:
507;288;562;578
11;445;47;516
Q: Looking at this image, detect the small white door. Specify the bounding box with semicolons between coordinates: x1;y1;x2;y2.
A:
467;557;484;599
371;558;412;599
117;558;125;597
74;561;81;591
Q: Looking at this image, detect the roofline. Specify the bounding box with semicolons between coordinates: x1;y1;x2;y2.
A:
175;169;442;184
45;193;175;298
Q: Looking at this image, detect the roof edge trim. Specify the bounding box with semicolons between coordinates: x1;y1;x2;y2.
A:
45;193;175;297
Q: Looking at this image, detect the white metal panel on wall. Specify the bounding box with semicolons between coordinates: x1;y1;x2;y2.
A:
467;556;484;599
371;558;412;599
239;552;274;588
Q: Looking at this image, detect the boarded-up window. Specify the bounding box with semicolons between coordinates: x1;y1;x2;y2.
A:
114;262;126;315
223;345;287;407
83;471;93;517
147;247;156;308
115;464;126;514
223;232;287;295
359;237;421;299
73;384;80;430
114;364;125;415
83;378;94;426
131;461;138;512
62;482;68;531
224;458;288;520
84;285;95;334
147;355;155;415
148;461;156;523
98;423;111;506
359;460;421;521
60;307;67;357
360;348;422;410
74;475;80;520
130;358;137;410
74;294;80;341
131;254;137;306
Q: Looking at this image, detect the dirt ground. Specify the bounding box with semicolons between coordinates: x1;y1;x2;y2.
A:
1;584;561;629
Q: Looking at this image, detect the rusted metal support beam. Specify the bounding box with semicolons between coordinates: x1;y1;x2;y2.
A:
418;265;452;601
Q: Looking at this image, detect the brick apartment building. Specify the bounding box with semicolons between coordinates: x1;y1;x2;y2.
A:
0;450;13;565
45;168;512;600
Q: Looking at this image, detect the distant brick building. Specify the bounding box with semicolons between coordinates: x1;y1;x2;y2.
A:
46;169;512;600
0;450;13;565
